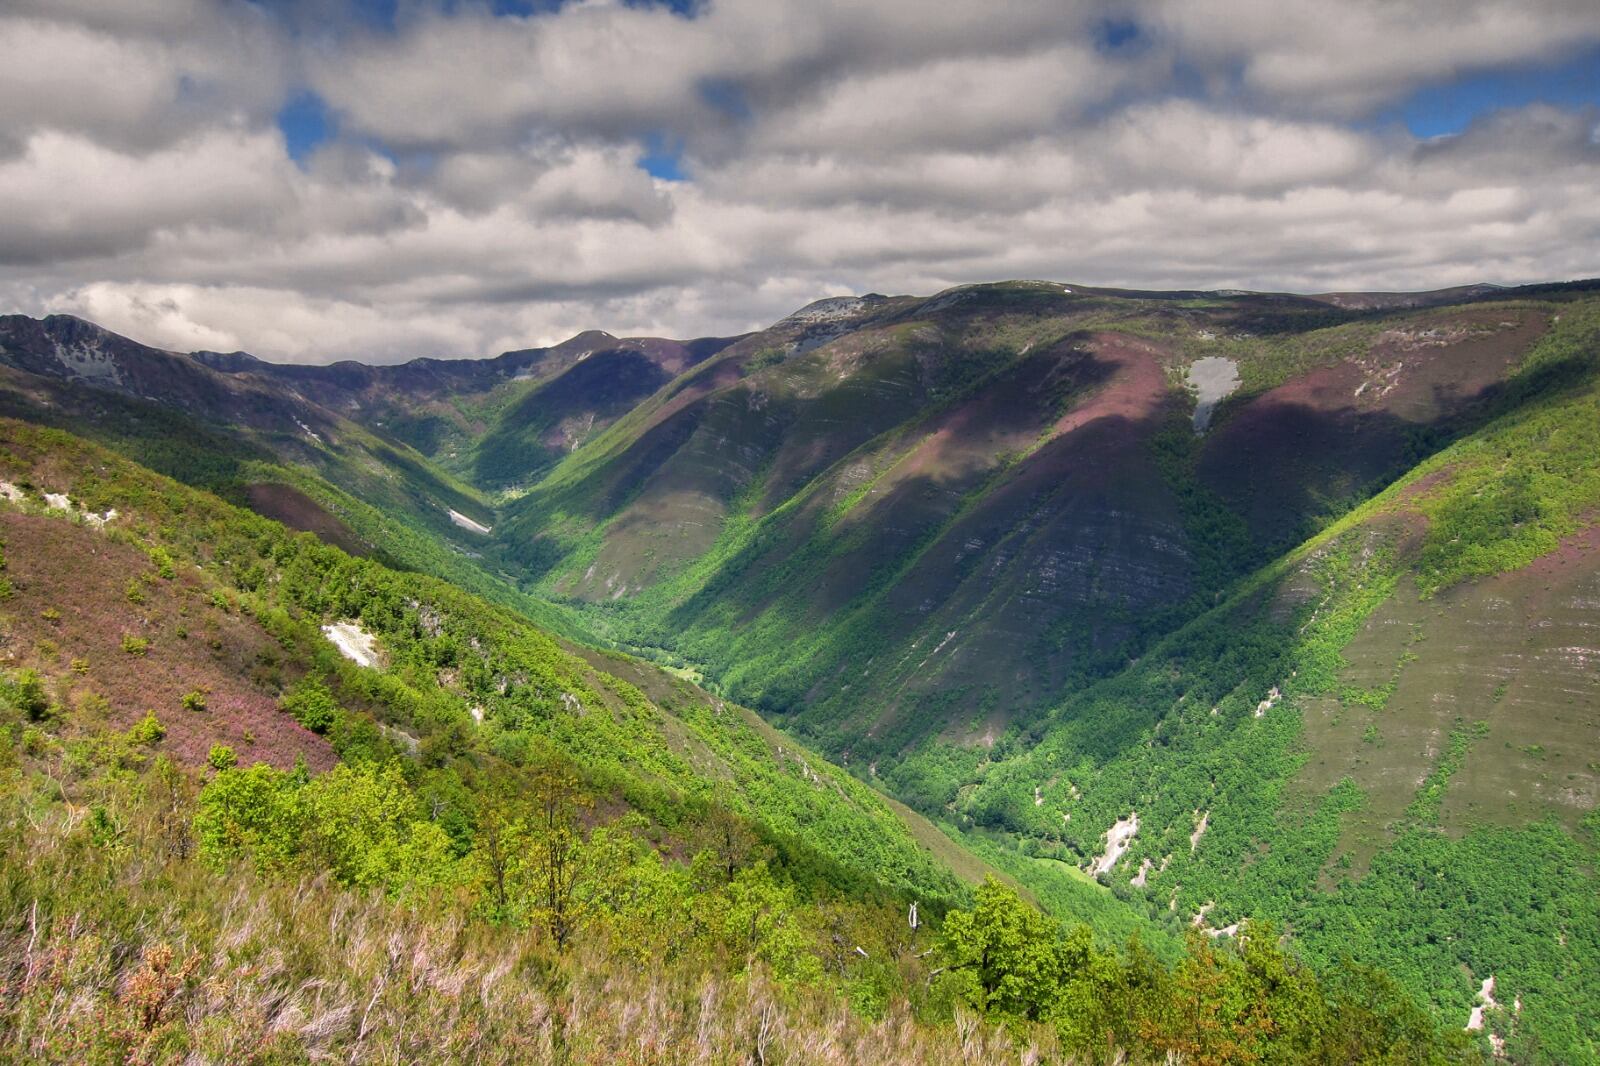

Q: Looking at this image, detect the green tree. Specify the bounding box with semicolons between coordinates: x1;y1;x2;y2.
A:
9;669;53;722
522;753;592;951
301;761;418;889
194;764;305;872
939;877;1067;1021
280;675;340;734
466;771;524;920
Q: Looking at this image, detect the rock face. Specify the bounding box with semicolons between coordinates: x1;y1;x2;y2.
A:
1187;356;1238;432
322;621;381;669
1091;812;1139;877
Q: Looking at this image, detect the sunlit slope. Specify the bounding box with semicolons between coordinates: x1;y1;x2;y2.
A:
497;283;1574;759
920;302;1600;1063
0;417;977;905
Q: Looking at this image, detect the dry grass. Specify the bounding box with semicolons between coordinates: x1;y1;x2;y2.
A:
0;759;1069;1066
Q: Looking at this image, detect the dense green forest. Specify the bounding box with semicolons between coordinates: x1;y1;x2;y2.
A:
0;419;1479;1062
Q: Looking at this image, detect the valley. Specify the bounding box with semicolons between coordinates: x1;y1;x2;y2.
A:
2;278;1598;1062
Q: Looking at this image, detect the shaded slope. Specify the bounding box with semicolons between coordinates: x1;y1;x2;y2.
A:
471;339;728;489
0;314;496;542
198;330;736;485
495;282;1569;759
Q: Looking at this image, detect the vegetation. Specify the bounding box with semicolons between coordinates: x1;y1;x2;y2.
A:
5;282;1600;1060
0;417;1479;1063
0;720;1476;1063
889;298;1600;1062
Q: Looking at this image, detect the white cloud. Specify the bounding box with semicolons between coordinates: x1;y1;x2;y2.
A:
0;129;300;264
1;1;1597;363
1139;0;1600;114
748;45;1127;156
0;6;289;151
1097;102;1376;191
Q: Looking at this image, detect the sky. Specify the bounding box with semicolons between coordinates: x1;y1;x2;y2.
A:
1;0;1598;363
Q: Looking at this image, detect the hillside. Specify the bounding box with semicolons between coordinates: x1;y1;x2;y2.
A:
0;418;1479;1063
0;418;969;901
928;300;1600;1062
2;279;1597;1060
489;282;1583;762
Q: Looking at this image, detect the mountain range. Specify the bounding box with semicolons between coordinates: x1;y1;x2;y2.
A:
3;276;1599;1062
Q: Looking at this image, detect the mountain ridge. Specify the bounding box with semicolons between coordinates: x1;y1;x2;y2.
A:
4;276;1600;1059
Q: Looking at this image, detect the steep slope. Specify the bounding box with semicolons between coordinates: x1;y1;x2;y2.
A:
494;282;1575;760
917;301;1600;1063
0;425;1475;1066
0;417;971;905
0;314;496;545
0;317;611;643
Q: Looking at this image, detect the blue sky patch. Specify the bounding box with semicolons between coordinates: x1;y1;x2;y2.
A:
1388;45;1600;138
638;133;687;181
277;91;336;164
1095;17;1145;54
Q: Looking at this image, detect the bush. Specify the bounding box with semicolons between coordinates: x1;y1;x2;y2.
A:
281;676;340;734
122;634;150;656
20;725;48;755
128;711;165;745
182;689;208;713
10;669;50;719
149;546;176;579
207;744;238;771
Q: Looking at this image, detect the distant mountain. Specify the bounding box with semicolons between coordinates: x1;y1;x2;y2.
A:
192;328;739;488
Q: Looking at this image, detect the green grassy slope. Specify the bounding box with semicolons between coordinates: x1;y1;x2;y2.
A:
0;417;970;904
0;361;596;642
913;301;1600;1063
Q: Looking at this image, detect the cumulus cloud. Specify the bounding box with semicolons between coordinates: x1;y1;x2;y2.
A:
1138;0;1600;114
0;3;289;152
0;0;1597;363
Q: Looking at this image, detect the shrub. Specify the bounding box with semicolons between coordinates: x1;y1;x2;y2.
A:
207;744;238;771
281;676;340;734
11;669;53;722
21;726;48;755
122;634;150;656
128;711;165;745
182;689;208;713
